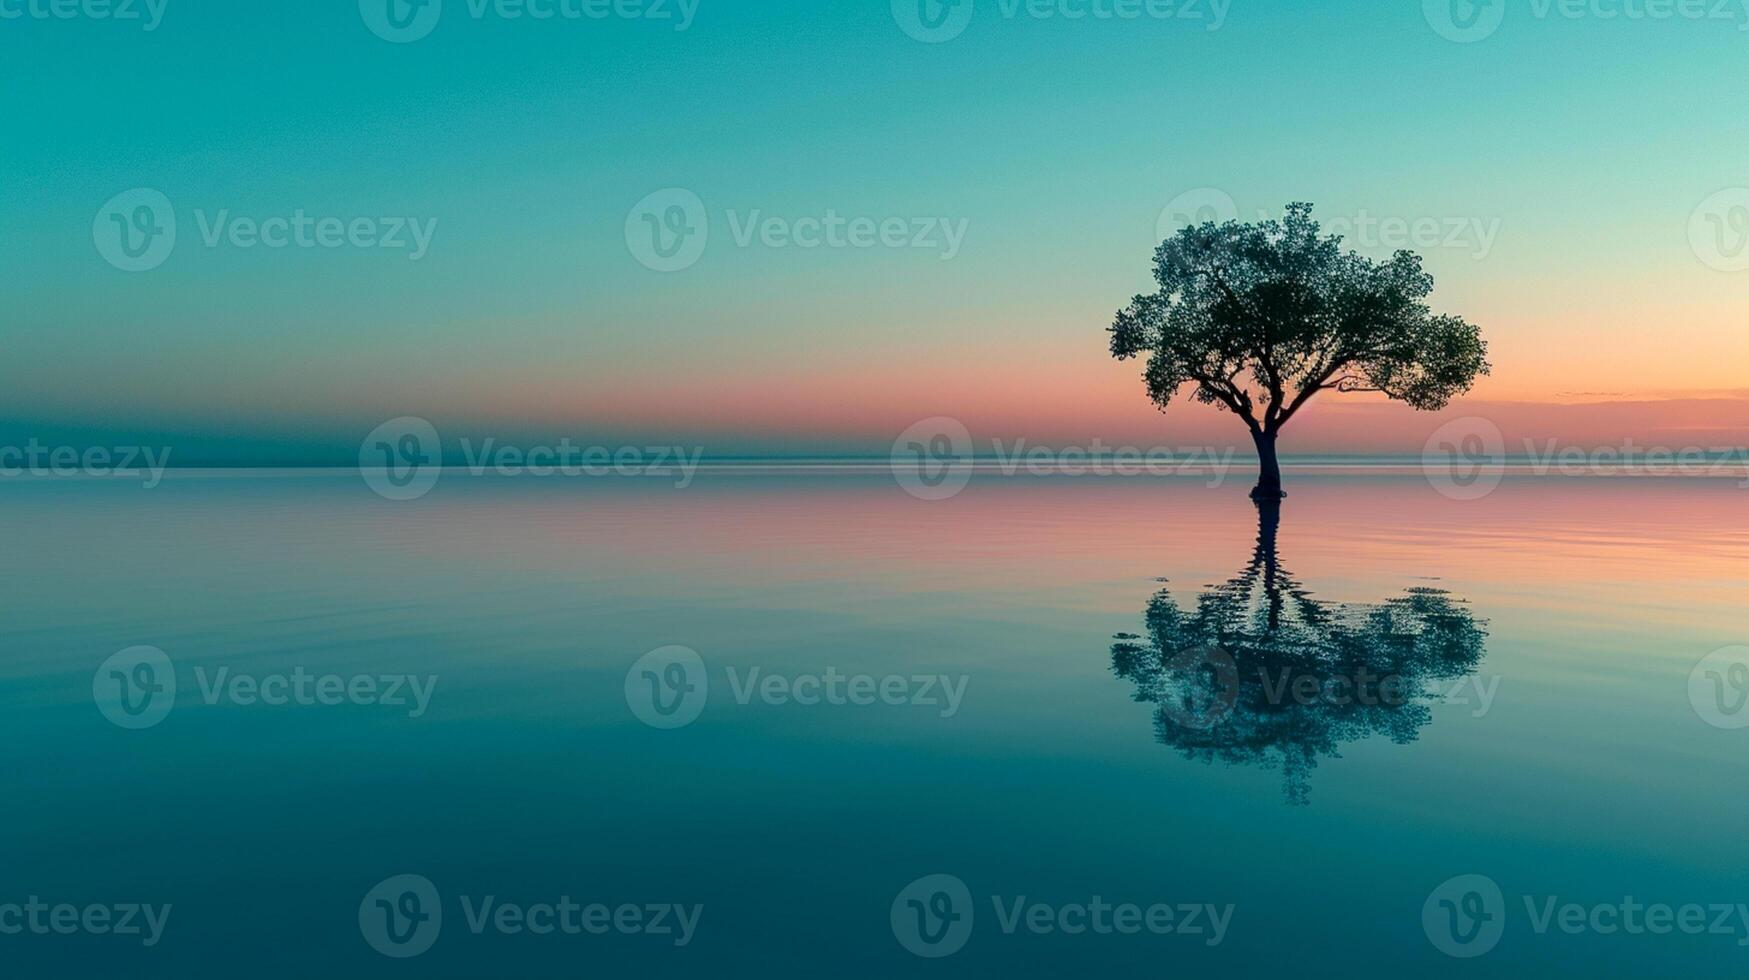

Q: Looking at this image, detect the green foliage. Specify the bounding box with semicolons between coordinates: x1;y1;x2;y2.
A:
1110;203;1489;436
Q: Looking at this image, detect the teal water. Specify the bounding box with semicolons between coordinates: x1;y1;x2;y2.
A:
3;470;1747;975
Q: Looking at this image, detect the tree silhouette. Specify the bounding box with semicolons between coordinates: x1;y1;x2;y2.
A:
1109;203;1489;499
1109;500;1488;804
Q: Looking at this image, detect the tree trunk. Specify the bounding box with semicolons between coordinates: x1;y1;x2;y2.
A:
1251;430;1285;500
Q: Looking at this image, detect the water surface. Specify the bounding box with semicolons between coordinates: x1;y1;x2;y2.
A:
3;469;1745;976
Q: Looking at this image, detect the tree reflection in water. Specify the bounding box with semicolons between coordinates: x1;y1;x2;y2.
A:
1110;499;1488;804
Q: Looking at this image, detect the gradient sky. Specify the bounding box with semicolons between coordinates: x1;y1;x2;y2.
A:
4;0;1748;459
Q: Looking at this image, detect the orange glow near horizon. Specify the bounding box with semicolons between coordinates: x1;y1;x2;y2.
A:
429;341;1749;453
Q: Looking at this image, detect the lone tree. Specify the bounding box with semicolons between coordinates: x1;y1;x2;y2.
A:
1109;203;1488;499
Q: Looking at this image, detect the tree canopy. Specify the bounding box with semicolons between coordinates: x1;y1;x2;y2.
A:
1110;203;1489;441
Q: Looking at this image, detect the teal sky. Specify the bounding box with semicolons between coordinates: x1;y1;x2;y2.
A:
5;0;1748;460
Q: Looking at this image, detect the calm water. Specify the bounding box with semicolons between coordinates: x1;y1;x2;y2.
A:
4;469;1747;976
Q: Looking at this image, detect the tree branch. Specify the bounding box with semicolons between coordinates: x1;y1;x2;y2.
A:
1271;357;1355;431
1190;369;1262;436
1204;265;1287;426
